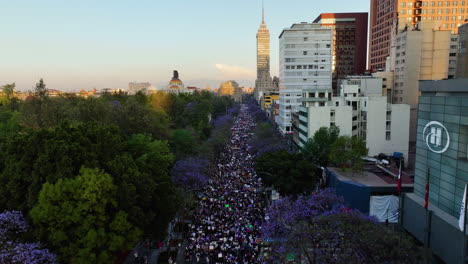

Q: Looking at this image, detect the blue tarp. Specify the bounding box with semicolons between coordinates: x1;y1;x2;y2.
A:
326;169;371;214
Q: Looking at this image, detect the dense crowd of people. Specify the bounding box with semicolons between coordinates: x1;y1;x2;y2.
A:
184;104;266;263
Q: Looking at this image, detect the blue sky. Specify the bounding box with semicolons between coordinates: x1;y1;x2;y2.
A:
0;0;369;91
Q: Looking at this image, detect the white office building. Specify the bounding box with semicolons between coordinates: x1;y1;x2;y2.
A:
277;23;332;134
296;76;410;163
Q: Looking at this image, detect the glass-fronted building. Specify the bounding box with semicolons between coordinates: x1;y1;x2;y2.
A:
403;78;468;264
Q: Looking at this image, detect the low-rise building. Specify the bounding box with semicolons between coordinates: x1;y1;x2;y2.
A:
128;82;151;95
219;80;243;102
295;76;410;163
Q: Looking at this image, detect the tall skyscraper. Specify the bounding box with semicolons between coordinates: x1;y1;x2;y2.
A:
313;13;368;94
277;23;332;134
369;0;468;71
457;23;468;78
254;7;275;101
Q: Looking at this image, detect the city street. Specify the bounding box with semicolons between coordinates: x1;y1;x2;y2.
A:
183;104;266;263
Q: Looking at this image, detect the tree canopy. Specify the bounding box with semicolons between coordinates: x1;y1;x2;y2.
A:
262;189;422;263
329;135;368;171
0;80;238;261
30;168;140;264
255;150;319;195
301;126;340;167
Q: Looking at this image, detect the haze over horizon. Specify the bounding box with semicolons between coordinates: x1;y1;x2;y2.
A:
1;0;369;91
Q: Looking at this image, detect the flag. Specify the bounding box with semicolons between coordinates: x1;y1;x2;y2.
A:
424;168;430;209
397;159;402;194
459;184;467;231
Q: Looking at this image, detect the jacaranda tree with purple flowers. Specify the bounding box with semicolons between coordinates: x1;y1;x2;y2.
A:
262;189;422;263
171;158;210;191
0;210;57;264
248;122;287;157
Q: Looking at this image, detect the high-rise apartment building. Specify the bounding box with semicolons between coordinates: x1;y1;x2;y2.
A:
277;23;332;134
369;0;468;71
254;8;275;101
393;21;458;142
313;13;368;94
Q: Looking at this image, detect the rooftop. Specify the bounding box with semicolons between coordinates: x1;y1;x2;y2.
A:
420;78;468;94
328;161;413;191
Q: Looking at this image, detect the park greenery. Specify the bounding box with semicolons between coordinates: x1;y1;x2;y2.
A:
0;80;236;263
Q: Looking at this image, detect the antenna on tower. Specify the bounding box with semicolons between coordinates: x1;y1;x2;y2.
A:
262;0;265;24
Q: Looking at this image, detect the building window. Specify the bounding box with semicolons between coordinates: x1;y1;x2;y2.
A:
458;125;468;160
386;131;391;141
303;51;308;55
304;37;308;41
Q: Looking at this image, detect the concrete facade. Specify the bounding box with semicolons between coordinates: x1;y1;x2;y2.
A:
277;23;332;135
313;13;368;95
369;0;468;71
457;23;468;78
219;80;243;102
394;21;458;144
295;76;410;163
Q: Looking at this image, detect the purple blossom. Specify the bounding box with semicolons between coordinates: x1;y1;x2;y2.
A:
212;114;233;129
171;158;210;191
227;104;240;115
0;211;28;240
0;242;57;264
110;100;121;108
262;189;419;263
185;102;198;111
0;211;57;264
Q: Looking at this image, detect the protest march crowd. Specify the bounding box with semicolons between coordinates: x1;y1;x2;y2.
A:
184;104;267;264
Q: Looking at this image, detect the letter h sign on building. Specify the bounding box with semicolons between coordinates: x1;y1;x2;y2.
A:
423;121;450;154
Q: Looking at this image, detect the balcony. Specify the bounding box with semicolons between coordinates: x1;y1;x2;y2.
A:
302;97;328;102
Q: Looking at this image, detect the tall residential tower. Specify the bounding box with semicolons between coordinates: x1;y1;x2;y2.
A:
277;23;332;134
254;8;276;101
313;13;368;95
369;0;468;71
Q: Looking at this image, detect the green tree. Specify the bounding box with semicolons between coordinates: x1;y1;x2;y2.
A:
301;126;340;167
117;134;180;238
0;83;19;110
30;167;141;264
255;150;318;195
111;94;169;139
329;136;368;171
170;129;198;159
20;78;66;128
0;122;124;211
